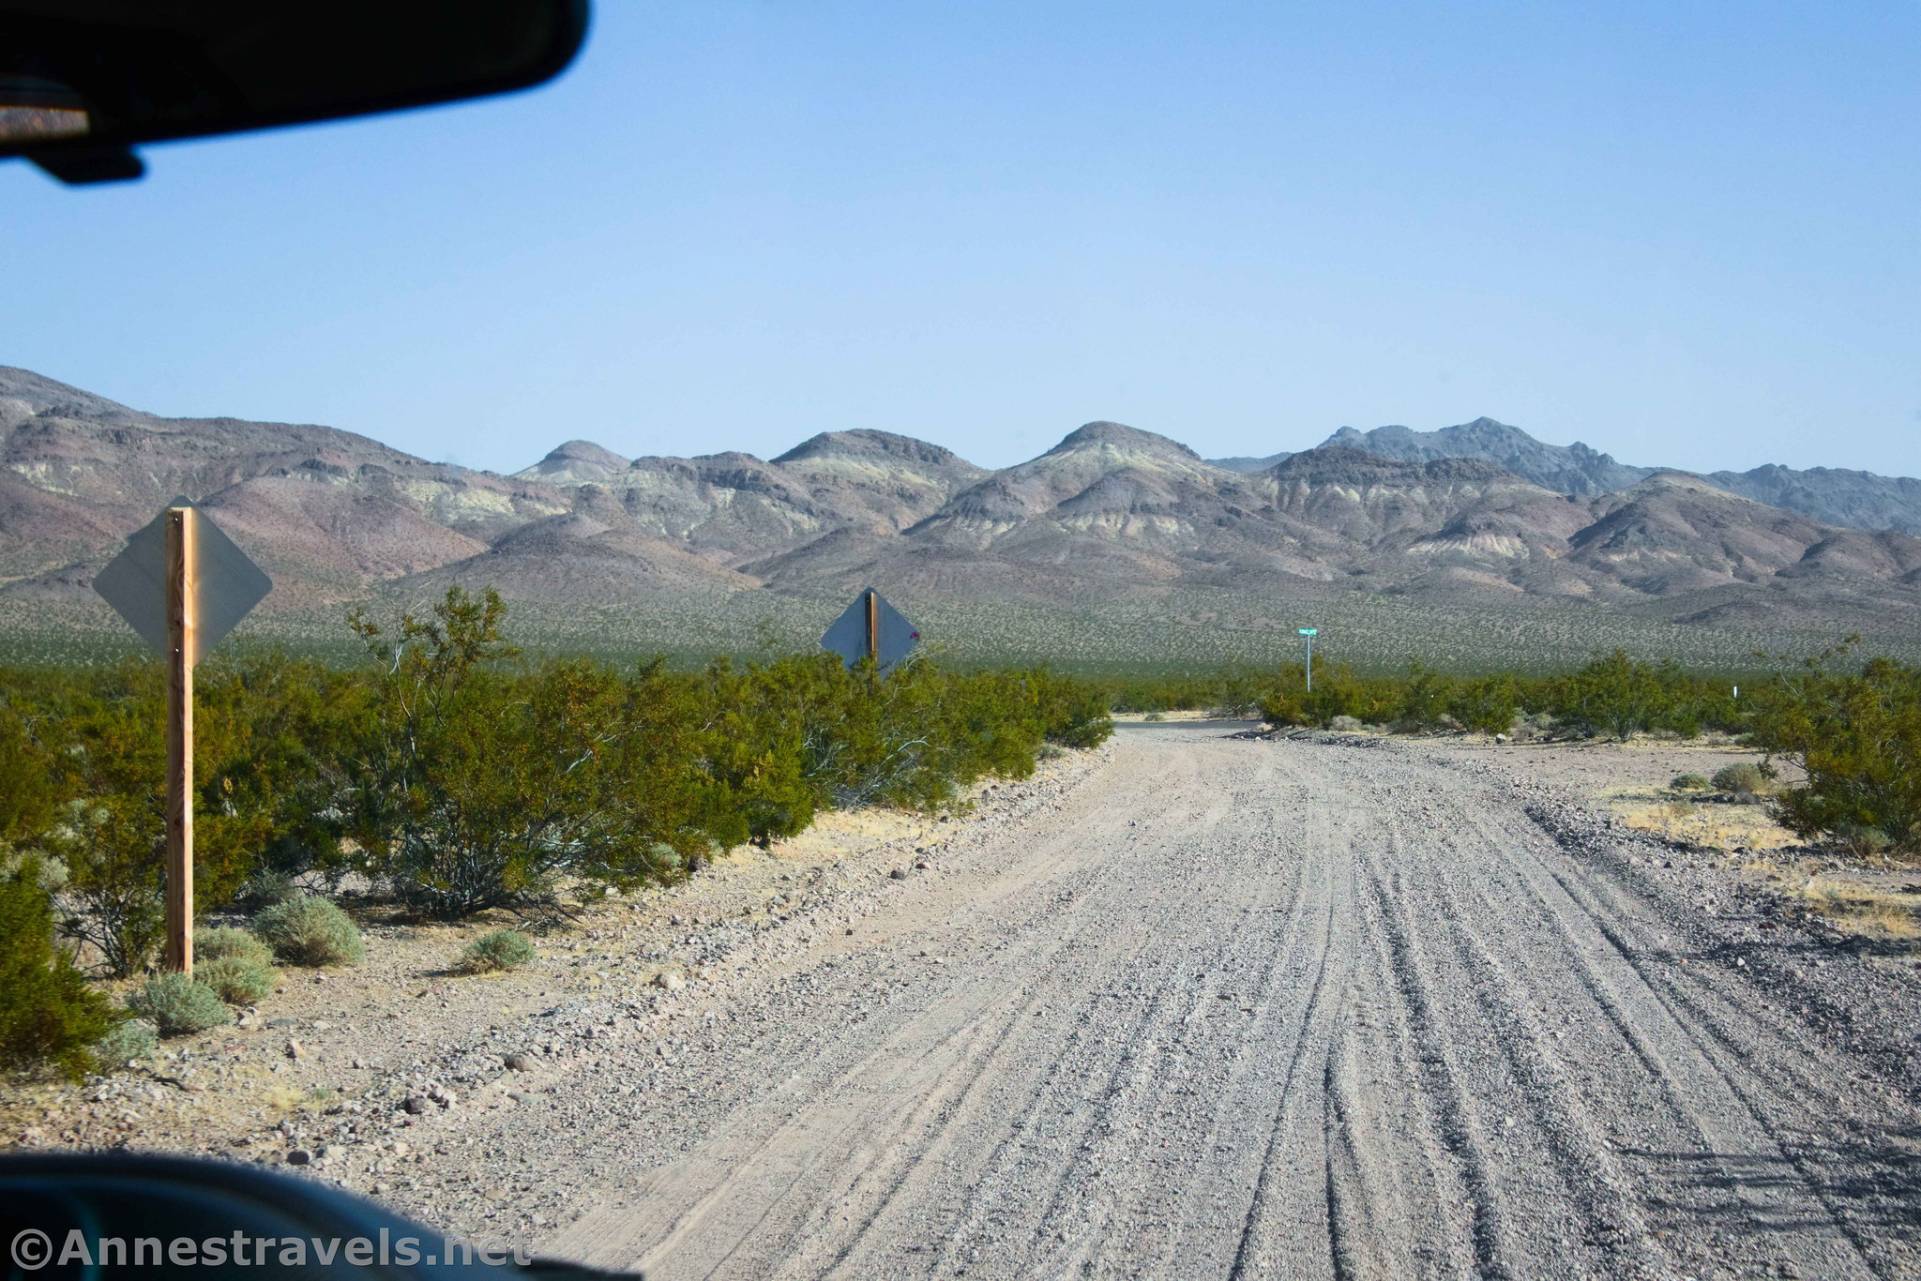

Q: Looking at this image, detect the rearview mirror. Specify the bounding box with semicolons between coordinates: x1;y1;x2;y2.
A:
0;0;589;184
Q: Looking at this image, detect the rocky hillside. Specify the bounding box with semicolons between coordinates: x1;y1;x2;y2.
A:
3;366;1917;660
1213;415;1921;534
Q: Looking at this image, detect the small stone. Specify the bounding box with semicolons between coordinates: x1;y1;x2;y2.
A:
504;1053;535;1072
402;1096;430;1115
653;972;684;992
284;1040;304;1061
285;1149;312;1166
889;868;909;881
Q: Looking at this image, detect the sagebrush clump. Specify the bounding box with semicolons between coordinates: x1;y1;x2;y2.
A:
1712;762;1773;796
455;929;536;974
1672;773;1711;792
127;973;229;1036
94;1017;158;1068
196;952;278;1004
251;894;364;966
196;925;276;966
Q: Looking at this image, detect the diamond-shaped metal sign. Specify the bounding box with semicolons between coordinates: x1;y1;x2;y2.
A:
820;587;920;673
93;497;271;665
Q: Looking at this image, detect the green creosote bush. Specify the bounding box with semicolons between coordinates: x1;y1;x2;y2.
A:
1671;773;1712;792
0;856;122;1079
196;952;278;1004
455;929;536;975
339;589;729;915
1748;642;1921;857
251;893;365;967
126;972;229;1037
0;654;353;976
1451;674;1521;737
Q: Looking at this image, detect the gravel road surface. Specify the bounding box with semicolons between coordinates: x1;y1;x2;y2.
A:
521;727;1920;1280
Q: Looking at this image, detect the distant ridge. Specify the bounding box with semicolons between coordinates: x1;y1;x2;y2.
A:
2;367;1918;663
1210;416;1921;534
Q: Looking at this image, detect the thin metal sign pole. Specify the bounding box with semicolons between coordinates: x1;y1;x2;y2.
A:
164;506;196;976
1304;630;1314;694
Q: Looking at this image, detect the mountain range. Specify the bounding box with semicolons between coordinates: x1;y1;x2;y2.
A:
3;364;1917;666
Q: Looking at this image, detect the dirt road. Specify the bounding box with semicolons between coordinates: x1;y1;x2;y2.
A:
526;727;1916;1280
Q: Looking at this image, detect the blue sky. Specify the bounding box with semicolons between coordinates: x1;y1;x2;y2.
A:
4;1;1917;475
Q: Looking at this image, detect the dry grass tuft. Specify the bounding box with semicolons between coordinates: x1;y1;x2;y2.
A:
1797;878;1920;940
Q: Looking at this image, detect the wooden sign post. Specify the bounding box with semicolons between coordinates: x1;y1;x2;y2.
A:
94;497;270;976
865;588;880;664
164;507;196;975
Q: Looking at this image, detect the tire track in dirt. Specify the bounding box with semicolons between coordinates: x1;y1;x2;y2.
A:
522;730;1918;1281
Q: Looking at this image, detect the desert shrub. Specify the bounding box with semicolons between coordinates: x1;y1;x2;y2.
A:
1540;653;1745;741
1711;762;1773;797
702;655;834;840
1450;674;1520;737
1031;669;1114;750
94;1017;158;1069
126;973;228;1037
1551;651;1669;740
41;728;167;977
196;952;278;1004
235;871;299;911
1394;663;1459;731
1749;646;1921;856
1;857;122;1079
1834;825;1895;859
252;893;364;966
0;695;59;854
195;927;280;1004
1329;714;1364;732
334;590;724;916
1671;773;1711;792
456;929;535;974
1258;657;1398;729
5;654;355;975
196;925;276;966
